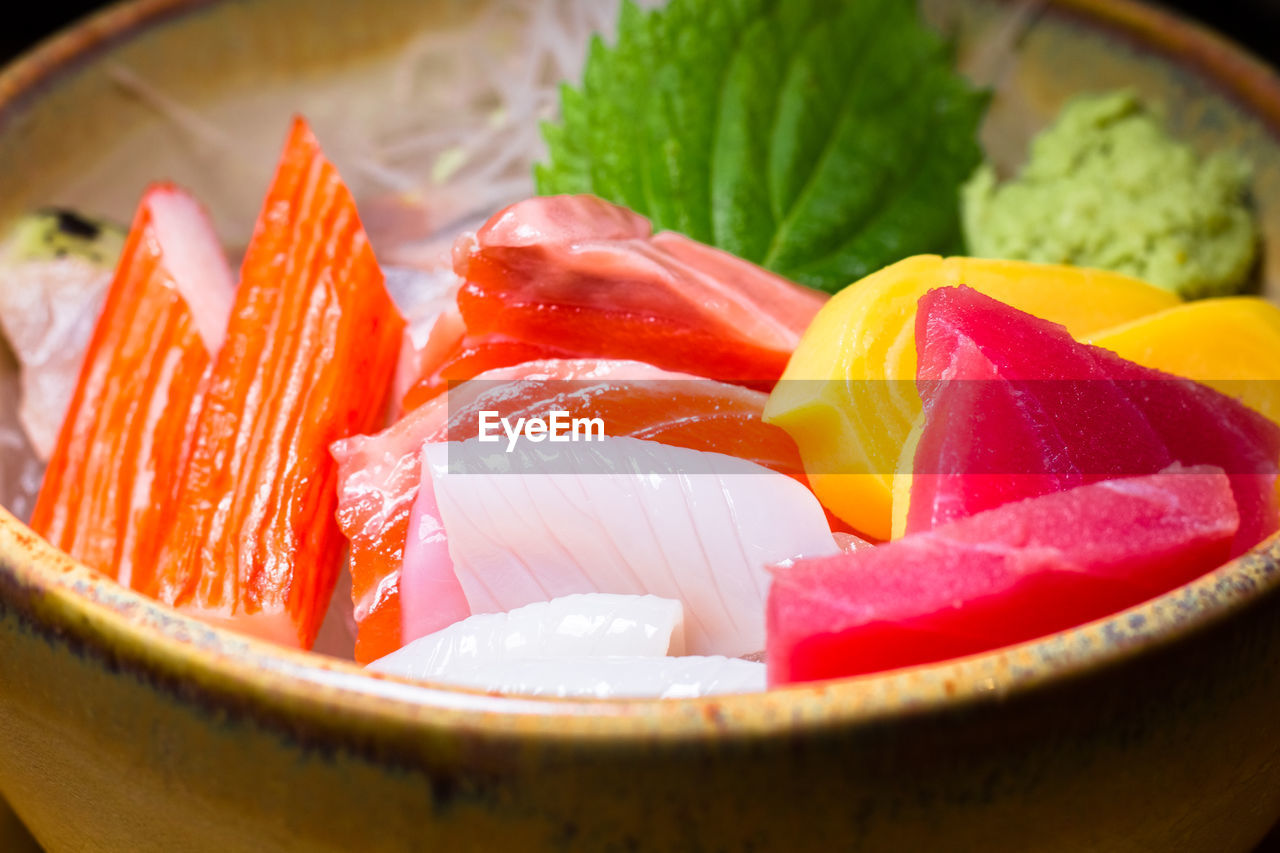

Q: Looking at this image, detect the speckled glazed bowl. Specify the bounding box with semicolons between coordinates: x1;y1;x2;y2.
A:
5;1;1280;850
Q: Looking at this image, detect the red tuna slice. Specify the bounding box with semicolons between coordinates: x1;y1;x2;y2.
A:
768;467;1239;685
907;286;1280;555
417;195;825;397
332;357;808;663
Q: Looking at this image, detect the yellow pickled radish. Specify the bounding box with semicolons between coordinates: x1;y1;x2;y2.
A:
1089;297;1280;426
889;415;924;540
764;255;1179;539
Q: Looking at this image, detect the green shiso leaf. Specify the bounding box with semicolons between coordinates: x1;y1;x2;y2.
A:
536;0;989;294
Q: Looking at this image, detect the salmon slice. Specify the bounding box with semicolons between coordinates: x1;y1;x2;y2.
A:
401;332;574;410
30;184;234;587
400;195;828;408
332;357;810;663
145;118;405;649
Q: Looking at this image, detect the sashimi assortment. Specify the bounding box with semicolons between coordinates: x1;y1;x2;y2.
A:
7;108;1280;697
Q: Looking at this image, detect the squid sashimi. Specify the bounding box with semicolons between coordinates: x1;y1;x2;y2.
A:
367;593;684;681
333;357;808;663
31;185;234;587
379;655;766;699
403;194;826;405
146;118;405;649
406;436;838;657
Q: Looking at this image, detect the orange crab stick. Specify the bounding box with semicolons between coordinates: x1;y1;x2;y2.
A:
31;184;235;588
143;117;405;649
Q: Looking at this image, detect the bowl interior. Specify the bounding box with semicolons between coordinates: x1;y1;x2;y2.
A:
2;0;1280;720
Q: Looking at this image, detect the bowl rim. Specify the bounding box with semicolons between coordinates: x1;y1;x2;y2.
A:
4;0;1280;746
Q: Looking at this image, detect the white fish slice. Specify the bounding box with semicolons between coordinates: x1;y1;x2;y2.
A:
415;436;838;657
367;593;684;680
387;655;766;699
0;257;111;460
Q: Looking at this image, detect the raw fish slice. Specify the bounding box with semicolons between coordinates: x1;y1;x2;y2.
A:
1;261;109;460
415;436;837;657
30;185;235;587
456;195;823;354
400;461;467;640
386;655;766;699
769;467;1238;685
907;286;1280;554
910;338;1172;527
402;194;825;400
333;357;807;663
401;333;576;407
368;593;684;680
147;118;405;649
1106;362;1280;555
0;212;125;460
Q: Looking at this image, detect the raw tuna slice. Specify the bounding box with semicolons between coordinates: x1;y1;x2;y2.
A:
906;286;1280;555
403;194;826;402
769;467;1239;685
411;436;838;657
332;357;808;663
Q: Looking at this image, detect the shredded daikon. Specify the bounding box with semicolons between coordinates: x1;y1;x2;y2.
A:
106;0;657;267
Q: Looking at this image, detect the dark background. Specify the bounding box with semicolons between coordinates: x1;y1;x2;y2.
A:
2;0;1280;67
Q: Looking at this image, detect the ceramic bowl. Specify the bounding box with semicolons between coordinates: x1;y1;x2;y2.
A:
4;1;1280;850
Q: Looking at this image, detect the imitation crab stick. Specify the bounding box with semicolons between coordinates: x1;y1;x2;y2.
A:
30;184;235;587
143;117;405;649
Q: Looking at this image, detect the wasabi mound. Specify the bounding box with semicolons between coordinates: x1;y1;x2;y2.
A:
962;91;1257;299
